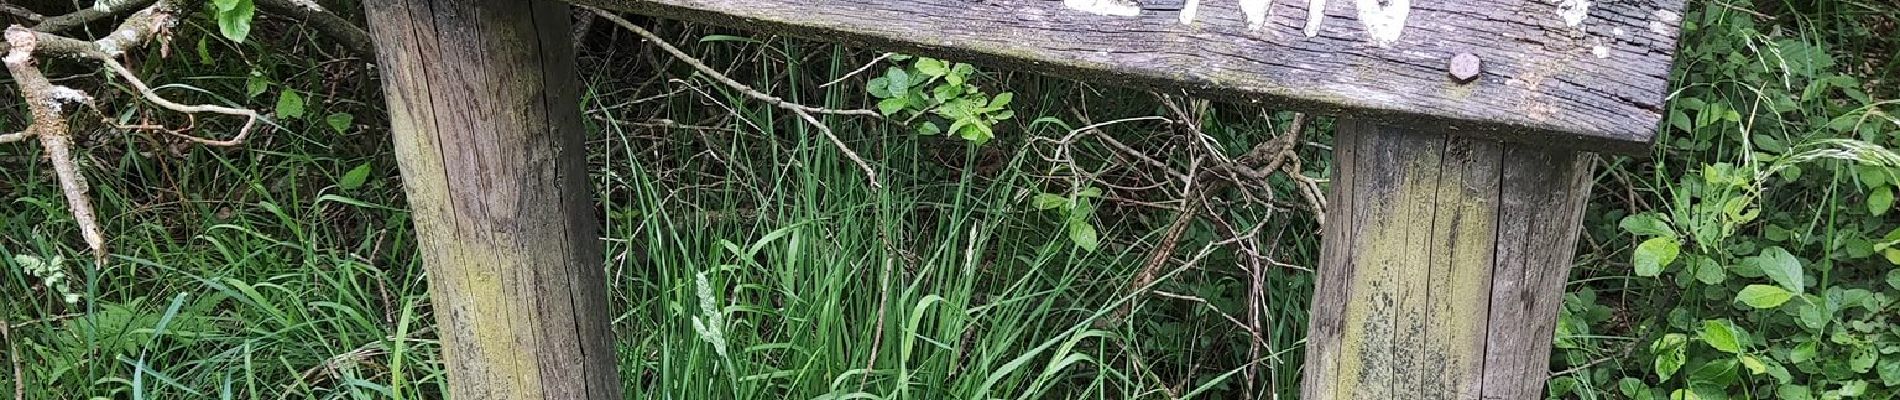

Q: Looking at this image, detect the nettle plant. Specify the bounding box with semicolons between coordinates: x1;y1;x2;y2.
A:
867;55;1015;144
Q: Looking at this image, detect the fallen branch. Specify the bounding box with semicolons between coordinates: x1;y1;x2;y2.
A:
253;0;374;59
2;0;277;262
588;8;883;187
30;0;158;34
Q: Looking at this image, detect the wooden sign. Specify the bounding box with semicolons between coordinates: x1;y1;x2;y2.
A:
577;0;1688;154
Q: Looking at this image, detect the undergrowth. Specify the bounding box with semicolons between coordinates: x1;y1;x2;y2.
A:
1;0;1895;399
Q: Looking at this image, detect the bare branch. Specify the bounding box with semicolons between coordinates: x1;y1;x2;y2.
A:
30;0;158;34
589;8;884;187
253;0;374;58
589;9;881;118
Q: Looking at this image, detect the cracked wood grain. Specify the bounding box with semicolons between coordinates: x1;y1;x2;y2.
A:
363;0;623;398
1303;121;1592;399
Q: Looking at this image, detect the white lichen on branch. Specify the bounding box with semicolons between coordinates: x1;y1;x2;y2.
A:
2;0;264;263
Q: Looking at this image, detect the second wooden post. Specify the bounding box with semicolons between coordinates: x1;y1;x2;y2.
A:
363;0;624;398
1301;120;1595;399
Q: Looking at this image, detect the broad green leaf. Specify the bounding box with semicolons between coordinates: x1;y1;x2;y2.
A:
1739;354;1766;375
1620;213;1675;237
1849;347;1876;373
1888;270;1900;290
1735;285;1793;309
914;58;948;77
989;92;1013;109
276;90;306;119
1699;320;1743;353
215;0;255;42
1796;299;1829;330
246;75;270;99
1634;237;1680;277
1857;165;1892;187
915;121;941;136
1775;385;1813;400
1691;256;1724;285
867;77;892;98
877;97;908;117
338;163;372;191
1067;220;1098;252
1789;341;1818;363
1878;356;1900;386
885;68;911;96
325;113;353;133
1752;247;1804;293
1619;378;1653;400
1869;186;1894;215
1653;333;1687;381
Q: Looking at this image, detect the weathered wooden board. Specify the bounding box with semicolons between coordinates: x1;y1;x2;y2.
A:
574;0;1686;154
1301;120;1593;398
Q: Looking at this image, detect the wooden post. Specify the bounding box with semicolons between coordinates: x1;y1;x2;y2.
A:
1300;119;1594;399
363;0;623;398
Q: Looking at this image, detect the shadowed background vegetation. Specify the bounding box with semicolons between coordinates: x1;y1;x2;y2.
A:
2;0;1896;399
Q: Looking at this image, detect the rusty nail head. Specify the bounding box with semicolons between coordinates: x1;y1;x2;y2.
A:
1449;53;1481;83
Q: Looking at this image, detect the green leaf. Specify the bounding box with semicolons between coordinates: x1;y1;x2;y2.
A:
1752;247;1804;293
215;0;256;43
1869;186;1894;216
697;34;759;44
867;77;892;98
338;163;372;191
1691;256;1725;285
915;121;941;136
1067;220;1099;252
1738;354;1767;375
1775;385;1813;400
914;58;948;77
1634;237;1681;277
196;36;212;64
325;113;353;133
1857;165;1892;187
1032;193;1069;210
1653;333;1688;381
1789;341;1818;363
246;75;269;99
1620;213;1676;237
1878;356;1900;386
884;68;911;96
1735;285;1793;309
988;92;1013;109
275;90;306;120
877;97;908;117
1699;320;1742;354
1887;270;1900;290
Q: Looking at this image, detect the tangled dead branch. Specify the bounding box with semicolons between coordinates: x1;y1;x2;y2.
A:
3;0;368;262
586;8;886;188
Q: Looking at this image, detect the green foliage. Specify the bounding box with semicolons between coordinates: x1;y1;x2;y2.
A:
1032;187;1104;252
13;254;79;304
1555;1;1900;398
209;0;255;43
867;55;1015;144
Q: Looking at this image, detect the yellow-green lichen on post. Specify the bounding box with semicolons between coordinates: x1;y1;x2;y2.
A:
1304;120;1591;399
363;0;625;398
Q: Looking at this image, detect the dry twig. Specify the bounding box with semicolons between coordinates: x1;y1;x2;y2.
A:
587;8;885;187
